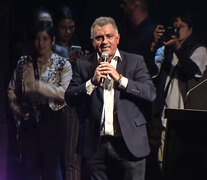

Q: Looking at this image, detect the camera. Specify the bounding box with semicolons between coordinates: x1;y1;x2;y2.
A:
162;26;179;42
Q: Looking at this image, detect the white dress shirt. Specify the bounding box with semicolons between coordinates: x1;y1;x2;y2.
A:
86;49;128;135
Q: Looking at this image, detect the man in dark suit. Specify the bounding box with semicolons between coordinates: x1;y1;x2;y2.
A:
65;16;156;180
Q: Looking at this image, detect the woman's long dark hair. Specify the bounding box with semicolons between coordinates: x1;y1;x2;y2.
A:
53;6;73;26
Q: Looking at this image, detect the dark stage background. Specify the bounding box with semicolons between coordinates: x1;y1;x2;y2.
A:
0;0;206;179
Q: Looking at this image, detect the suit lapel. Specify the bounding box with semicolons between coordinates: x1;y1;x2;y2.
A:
115;54;126;105
90;54;104;103
90;53;99;74
116;56;125;75
94;53;127;104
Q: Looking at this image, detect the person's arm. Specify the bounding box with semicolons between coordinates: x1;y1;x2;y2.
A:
150;25;165;52
65;59;90;107
99;55;156;102
7;61;28;120
175;46;206;78
124;55;157;102
149;25;166;77
37;61;72;101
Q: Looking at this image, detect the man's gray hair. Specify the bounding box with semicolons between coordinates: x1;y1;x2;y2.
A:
90;16;119;37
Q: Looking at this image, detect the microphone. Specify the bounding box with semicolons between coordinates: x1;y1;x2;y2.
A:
100;52;109;86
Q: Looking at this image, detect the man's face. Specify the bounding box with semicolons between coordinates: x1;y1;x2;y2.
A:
57;18;75;43
91;24;120;59
173;17;192;44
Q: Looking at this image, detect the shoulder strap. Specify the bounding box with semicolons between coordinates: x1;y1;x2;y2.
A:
157;64;178;115
16;57;26;100
31;55;39;80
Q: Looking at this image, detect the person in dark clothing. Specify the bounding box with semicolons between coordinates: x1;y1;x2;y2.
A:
65;16;156;180
120;1;159;179
120;0;157;76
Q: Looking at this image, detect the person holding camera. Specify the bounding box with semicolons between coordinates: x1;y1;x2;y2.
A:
150;11;207;171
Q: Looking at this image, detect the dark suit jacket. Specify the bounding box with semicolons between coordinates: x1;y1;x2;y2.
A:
65;50;156;158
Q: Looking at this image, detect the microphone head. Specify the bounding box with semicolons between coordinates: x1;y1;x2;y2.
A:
101;52;109;59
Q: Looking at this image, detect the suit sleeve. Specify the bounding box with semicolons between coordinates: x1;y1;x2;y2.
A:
65;59;90;106
124;55;156;102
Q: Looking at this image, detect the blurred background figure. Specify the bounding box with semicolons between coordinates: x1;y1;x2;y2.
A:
7;21;72;180
11;6;53;74
119;1;161;178
53;6;82;180
34;6;53;25
119;0;157;76
53;6;84;66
